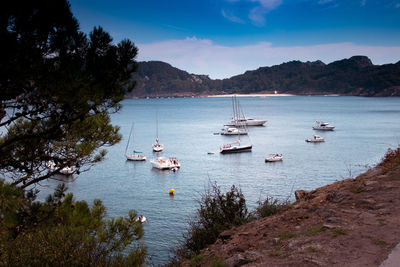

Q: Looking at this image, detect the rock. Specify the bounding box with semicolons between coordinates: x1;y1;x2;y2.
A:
244;250;263;261
225;254;249;267
323;223;336;229
220;229;235;241
364;180;378;186
327;191;351;203
325;217;343;224
258;240;268;249
271;237;281;246
316;208;336;217
295;190;312;201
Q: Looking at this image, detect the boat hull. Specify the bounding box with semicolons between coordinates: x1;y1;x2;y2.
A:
220;145;252;154
313;126;335;131
150;157;180;170
126;154;146;161
305;139;324;142
226;120;266;126
152;144;164;152
265;155;283;162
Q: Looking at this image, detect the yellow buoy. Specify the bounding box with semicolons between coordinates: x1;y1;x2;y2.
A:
169;188;175;195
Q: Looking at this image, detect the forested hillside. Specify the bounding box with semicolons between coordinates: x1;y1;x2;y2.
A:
127;56;400;97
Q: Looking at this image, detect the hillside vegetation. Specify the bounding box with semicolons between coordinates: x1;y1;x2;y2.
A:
128;56;400;97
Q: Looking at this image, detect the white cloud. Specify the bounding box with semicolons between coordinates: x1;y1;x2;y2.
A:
248;0;282;25
222;9;245;23
137;37;400;79
252;0;283;9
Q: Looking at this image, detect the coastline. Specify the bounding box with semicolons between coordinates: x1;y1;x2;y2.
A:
185;148;400;267
207;93;341;98
207;93;295;97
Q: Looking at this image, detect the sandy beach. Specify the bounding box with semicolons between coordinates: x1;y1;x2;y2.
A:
207;93;295;98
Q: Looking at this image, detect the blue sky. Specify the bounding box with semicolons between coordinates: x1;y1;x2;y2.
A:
70;0;400;79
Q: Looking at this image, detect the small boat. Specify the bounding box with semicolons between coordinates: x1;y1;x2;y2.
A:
313;121;335;131
152;138;164;152
265;153;283;162
207;151;215;155
136;215;147;223
46;161;75;175
152;106;164;152
150;157;181;170
125;122;146;161
220;126;248;135
220;140;252;154
306;135;325;142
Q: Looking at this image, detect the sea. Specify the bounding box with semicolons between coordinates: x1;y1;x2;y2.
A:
37;96;400;265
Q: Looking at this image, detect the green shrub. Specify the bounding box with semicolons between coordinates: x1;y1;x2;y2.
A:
172;182;248;261
0;181;146;266
252;196;290;219
379;146;400;173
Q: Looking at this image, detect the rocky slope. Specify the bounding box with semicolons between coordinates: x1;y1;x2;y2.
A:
185;148;400;266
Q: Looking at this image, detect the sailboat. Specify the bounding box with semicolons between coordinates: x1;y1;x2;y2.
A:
152;107;164;152
220;96;252;154
125;122;146;161
225;95;266;126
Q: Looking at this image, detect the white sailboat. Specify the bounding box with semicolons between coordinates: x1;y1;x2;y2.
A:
125;122;146;161
152;107;164;152
225;95;266;126
220;96;252;154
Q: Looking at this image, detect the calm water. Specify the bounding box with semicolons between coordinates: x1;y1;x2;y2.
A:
38;96;400;265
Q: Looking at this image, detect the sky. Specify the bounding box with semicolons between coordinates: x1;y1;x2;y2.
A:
69;0;400;79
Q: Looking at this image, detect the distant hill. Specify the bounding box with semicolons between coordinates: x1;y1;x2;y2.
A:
127;56;400;97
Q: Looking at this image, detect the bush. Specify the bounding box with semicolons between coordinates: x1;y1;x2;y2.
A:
0;181;146;266
251;196;290;219
172;182;248;261
379;146;400;173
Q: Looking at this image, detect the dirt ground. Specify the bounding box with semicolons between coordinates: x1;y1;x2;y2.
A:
187;152;400;266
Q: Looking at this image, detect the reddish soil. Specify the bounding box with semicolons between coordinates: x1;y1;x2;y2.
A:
186;153;400;266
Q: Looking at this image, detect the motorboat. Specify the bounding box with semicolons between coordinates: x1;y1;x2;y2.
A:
150;157;181;170
220;140;252;154
305;135;325;142
313;121;335;131
265;153;283;162
125;122;146;161
46;161;75;175
220;126;248;135
226;116;267;127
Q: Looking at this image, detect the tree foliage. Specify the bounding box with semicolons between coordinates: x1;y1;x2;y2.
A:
0;0;138;187
0;181;146;266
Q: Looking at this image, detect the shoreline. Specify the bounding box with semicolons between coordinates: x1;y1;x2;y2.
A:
207;93;295;97
189;148;400;266
207;93;340;97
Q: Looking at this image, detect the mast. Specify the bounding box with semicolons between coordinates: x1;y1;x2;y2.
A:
155;105;159;142
125;122;134;154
